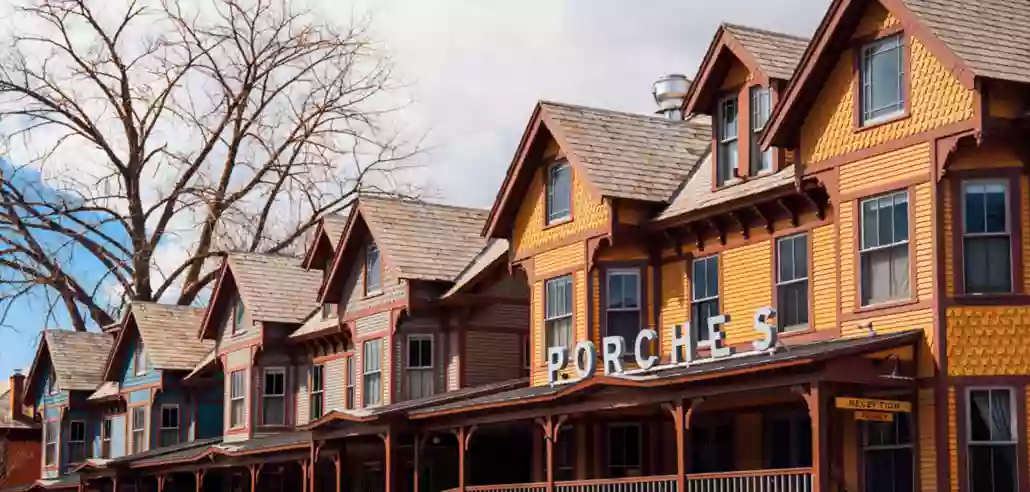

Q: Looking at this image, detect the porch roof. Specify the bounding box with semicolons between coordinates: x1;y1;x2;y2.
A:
410;330;922;418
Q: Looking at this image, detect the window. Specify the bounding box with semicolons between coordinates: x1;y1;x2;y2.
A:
230;370;246;428
860;190;910;305
320;303;336;320
345;356;355;410
363;339;383;407
776;234;809;330
101;418;112;458
310;365;325;421
692;422;735;473
131;407;146;454
963;181;1012;294
749;86;773;175
365;244;381;294
863;412;913;492
232;298;246;335
967;388;1017;492
860;34;905;125
716;95;738;186
262;368;285;426
44;420;58;466
523;335;531;373
691;256;719;341
544;275;573;357
46;369;58;395
160;405;180;447
546;160;572;224
67;420;86;463
606;269;642;342
553;425;575;481
764;413;812;469
407;335;434;400
133;341;147;376
607;424;642;478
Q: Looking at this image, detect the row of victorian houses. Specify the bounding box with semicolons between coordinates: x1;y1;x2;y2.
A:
3;0;1030;491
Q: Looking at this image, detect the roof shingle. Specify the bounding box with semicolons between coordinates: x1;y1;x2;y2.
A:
723;23;810;80
541;102;711;203
44;330;114;392
228;253;323;324
656;155;796;222
129;302;211;372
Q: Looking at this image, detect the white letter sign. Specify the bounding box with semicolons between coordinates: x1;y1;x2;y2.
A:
707;314;733;358
752;307;778;351
547;346;568;385
601;336;625;375
634;329;659;370
572;341;597;379
670;323;697;364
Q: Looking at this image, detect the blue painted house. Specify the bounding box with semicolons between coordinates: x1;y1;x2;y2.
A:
22;330;114;479
94;302;220;459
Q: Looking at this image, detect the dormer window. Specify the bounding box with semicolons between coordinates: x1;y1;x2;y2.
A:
133;341;147;376
232;297;246;335
749;86;773;175
860;34;905;126
365;243;381;295
716;96;738;186
546;160;572;224
46;369;58;395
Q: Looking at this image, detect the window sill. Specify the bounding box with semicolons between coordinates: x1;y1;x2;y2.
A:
543;216;573;230
855;298;919;313
843;298;931;321
363;290;384;300
855;111;910;134
952;294;1030;306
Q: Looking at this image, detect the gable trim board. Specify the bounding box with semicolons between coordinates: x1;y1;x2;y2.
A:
762;0;978;151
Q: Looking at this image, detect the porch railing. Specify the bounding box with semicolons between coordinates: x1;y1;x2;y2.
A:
451;468;812;492
685;468;813;492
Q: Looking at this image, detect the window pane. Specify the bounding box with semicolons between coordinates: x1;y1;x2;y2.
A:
965;186;987;234
692;259;707;299
893;193;909;242
969;390;993;442
878;195;895;245
985;184;1008;232
794;236;808;278
706;257;718;299
990;390;1013;441
778;237;793;282
965;237;1012;293
862;199;879;249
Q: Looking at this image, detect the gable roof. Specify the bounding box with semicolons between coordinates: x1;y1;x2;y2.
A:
26;330;114;396
654;156;797;224
200;253;323;338
485;101;711;237
763;0;1018;149
723;24;810;81
105;302;211;379
302;214;349;269
440;239;510;300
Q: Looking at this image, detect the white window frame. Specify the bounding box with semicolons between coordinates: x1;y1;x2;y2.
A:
309;364;325;421
159;404;180;447
363;339;383;407
406;334;434;400
716;95;739;186
749;86;773;175
859;190;910;306
345;356;355;410
544;275;574;359
365;244;382;295
606;268;642;339
860;34;906;126
232;297;246;335
131;406;147;454
229;370;246;428
961;180;1013;294
44;420;58;466
67;420;86;463
546;159;573;225
133;341;147;376
261;367;286;426
775;233;809;331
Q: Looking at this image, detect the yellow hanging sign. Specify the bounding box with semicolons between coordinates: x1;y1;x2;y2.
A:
854;411;895;422
835;397;912;413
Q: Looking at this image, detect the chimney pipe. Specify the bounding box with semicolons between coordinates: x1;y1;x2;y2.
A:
9;369;24;421
652;74;691;120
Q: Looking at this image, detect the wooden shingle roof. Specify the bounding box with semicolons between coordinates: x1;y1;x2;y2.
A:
228;253;323;324
539;102;712;204
43;330;114;392
321;214;349;250
722;23;810;81
129;302;212;372
359;197;491;282
655;156;796;222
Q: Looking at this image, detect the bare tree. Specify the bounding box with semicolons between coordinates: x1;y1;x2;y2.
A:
0;0;421;330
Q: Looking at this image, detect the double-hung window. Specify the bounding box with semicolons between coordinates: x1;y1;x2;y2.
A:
717;96;738;186
160;405;179;447
345;356;355;409
101;418;112;458
131;407;146;454
860;190;910;305
544;275;574;356
365;244;381;294
44;420;58;466
321;303;336;320
406;335;434;400
967;388;1018;492
863;411;913;492
963;181;1012;293
262;368;285;426
363;339;383;407
546;160;572;224
860;34;905;125
67;420;86;463
776;234;809;330
232;298;246;335
607;423;643;478
750;86;773;175
133;341;147;376
606;269;642;343
691;256;719;341
229;370;246;428
310;364;325;421
46;369;58;395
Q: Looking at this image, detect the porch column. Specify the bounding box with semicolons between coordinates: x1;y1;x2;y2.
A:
535;416;563;492
157;475;166;492
334;452;342;492
802;383;831;492
112;476;119;492
454;427;467;492
663;399;687;492
249;464;262;492
412;434;422;492
382;429;395;492
301;460;310;492
194;470;205;492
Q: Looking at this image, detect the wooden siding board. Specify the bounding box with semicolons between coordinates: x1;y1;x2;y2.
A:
465;331;522;387
919;388;937;492
842;308;934;338
944;183;955;297
296;364;310;426
447;331;460;391
946;306;1030;376
512;166;610;258
531;280;546;386
812;224;839;331
722;241;773;345
1023;176;1030;294
660;261;688;358
948;387;958;492
356;312;391;338
535;243;586;278
915;183;934;302
326;358;345;413
838;143;930;196
839;201;856;314
798;3;974;166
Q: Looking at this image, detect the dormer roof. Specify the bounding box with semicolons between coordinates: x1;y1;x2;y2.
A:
103;302;211;379
24;329;114;398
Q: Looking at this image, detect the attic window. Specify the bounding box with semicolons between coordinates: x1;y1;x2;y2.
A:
860;34;905;126
716;95;738;186
365;243;382;295
47;368;58;395
232;297;246;335
133;341;147;376
546;160;572;225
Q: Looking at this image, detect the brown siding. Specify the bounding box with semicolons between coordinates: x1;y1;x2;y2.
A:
356;312;390;338
470;305;528;329
464;331;522;387
325;357;344;413
338;240;407;313
295;363;310;426
447;331;460;391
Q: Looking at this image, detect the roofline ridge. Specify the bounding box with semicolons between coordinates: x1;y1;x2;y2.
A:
721;21;812;42
537;99;684;123
359;194;490;214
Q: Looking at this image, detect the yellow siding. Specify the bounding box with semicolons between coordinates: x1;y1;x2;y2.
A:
838;143;931;196
842;308;934;338
915;183;934;301
592;270;601;347
575;270;588;348
660;261;688;357
531;281;545;386
596;244;649;261
513;167;610;257
919;388;937;492
839;201;856;313
811;225;838;331
949;387;958;492
947;306;1030;376
799;9;975;166
944;183;955;297
722;242;773;345
535;243;585;278
647;265;656;329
